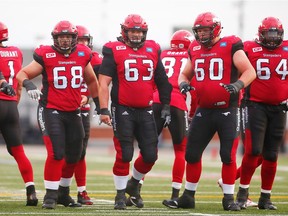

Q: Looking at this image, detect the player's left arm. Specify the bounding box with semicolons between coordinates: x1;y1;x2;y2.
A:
84;62;99;99
84;62;101;113
233;49;256;87
154;51;172;105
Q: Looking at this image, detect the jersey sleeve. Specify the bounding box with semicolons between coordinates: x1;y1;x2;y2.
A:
154;49;172;105
98;44;116;77
33;46;45;67
231;36;244;55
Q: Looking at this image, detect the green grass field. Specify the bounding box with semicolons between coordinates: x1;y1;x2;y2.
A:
0;143;287;216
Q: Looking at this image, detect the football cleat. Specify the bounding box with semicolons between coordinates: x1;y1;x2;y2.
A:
246;198;258;207
26;192;38;206
42;198;56;209
218;179;257;208
57;186;81;207
58;194;81;207
42;190;58;209
162;190;195;209
222;194;241;211
236;187;249;209
125;196;133;206
258;193;277;210
126;179;144;208
126;183;142;207
114;193;127;210
77;191;93;205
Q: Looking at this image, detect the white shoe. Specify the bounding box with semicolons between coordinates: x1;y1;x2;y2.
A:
217;178;257;207
217;178;223;191
246;198;258;207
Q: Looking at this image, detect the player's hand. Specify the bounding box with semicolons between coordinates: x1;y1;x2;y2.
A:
220;80;244;94
188;117;193;126
23;79;42;100
179;81;194;94
161;104;171;127
99;108;112;126
0;82;16;96
27;89;42;100
80;95;89;107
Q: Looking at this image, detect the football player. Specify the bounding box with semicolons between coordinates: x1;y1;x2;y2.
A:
0;21;38;207
236;16;288;210
98;14;172;210
16;20;100;209
74;24;102;205
163;12;256;211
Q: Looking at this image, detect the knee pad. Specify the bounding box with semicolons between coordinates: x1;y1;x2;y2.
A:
220;153;231;164
251;148;262;156
263;151;278;162
185;148;201;163
121;147;134;163
65;151;81;164
142;151;157;163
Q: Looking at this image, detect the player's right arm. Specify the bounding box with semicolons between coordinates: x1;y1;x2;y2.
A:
16;60;43;86
178;58;194;84
16;60;43;100
98;74;112;126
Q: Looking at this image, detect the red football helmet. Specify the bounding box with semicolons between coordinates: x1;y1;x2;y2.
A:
192;12;222;47
121;14;148;48
170;30;193;50
51;20;78;53
257;17;284;50
0;22;8;42
76;25;93;49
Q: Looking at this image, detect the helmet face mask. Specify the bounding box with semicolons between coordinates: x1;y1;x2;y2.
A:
56;35;73;51
192;12;222;47
257;17;284;50
127;30;144;46
51;20;78;54
121;14;148;49
193;27;214;47
170;30;193;50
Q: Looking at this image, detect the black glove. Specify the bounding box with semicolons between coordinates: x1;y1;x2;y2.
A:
0;82;15;96
220;80;244;94
161;104;171;127
93;97;100;115
179;81;194;94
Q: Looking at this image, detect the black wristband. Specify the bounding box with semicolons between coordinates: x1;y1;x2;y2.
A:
23;79;37;91
93;97;100;107
235;80;244;90
100;108;110;115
